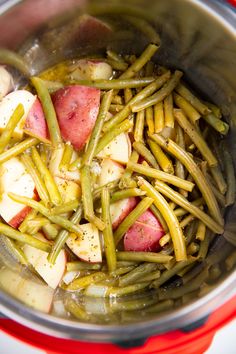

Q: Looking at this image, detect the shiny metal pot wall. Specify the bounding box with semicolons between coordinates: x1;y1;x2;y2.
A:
0;0;236;343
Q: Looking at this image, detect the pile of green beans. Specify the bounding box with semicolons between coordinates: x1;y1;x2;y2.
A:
0;38;235;325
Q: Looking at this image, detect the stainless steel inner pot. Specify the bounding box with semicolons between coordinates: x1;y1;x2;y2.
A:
0;0;236;344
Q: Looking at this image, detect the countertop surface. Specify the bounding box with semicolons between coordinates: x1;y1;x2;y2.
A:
0;318;235;354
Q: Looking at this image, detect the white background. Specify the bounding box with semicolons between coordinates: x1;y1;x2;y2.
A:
0;319;236;354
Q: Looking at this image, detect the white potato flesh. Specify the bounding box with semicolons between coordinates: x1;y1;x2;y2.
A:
98;158;124;187
71;59;113;80
49;146;80;182
97;133;131;164
55;177;80;204
0;90;36;139
0;157;35;226
0;268;54;313
66;223;102;263
0;66;14;100
23;237;66;289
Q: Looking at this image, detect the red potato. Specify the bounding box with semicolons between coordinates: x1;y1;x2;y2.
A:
71;59;113;81
52;85;100;150
111;197;137;230
124;209;165;252
24;98;50;142
0;157;37;228
23;235;66;289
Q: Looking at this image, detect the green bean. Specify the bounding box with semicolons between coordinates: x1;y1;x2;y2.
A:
203;113;229;135
67;262;102;272
198;231;212;261
50;200;79;215
101;188;117;273
39;79;64;93
117;251;172;263
119;263;157;286
154;179;223;234
48;205;83;264
124;16;160;45
65;299;91;321
173;93;201;123
0;104;24;153
0;222;51;252
223;146;235;206
134;110;145;142
109;104;124;113
42;223;59;240
131;70;183;112
145;61;154;76
149;133;223;225
0;234;28;265
0;137;38;165
103;71;171;132
225;251;236;271
96;119;133;155
200;167;226;207
106;49;126;64
204;101;222;118
31;77;62;147
106;58;128;71
132;141;159;168
68;157;81;171
146;106;154;134
19;209;38;233
147;138;174;174
26;218;50;235
175;125;188;197
139;269;161;282
59;143;73;172
110;188;145;203
158;268;209;300
21;154;50;206
209;165;227;195
69;77;155;89
196;221;206;241
119;44;159;80
175;83;210;115
111;95;123;105
0;48;31;76
154;101;164;133
80;165;104;230
109;266;135;277
138;177;187;261
151;257;195;288
128;161;194;191
82;90;113;165
144;299;174;313
149;204;168;232
114;197;154;245
8;193;83;235
119;150;139;189
108;282;150;297
174;109;217;167
187;242;199;255
164;93;174;128
31;147;62;206
159;214;195;247
66;272;107;290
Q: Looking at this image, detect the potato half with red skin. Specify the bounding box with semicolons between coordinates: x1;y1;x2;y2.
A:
124;209;164;252
24;98;50;141
52;85;100;150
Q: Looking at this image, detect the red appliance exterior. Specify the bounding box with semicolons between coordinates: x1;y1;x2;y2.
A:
0;296;235;354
